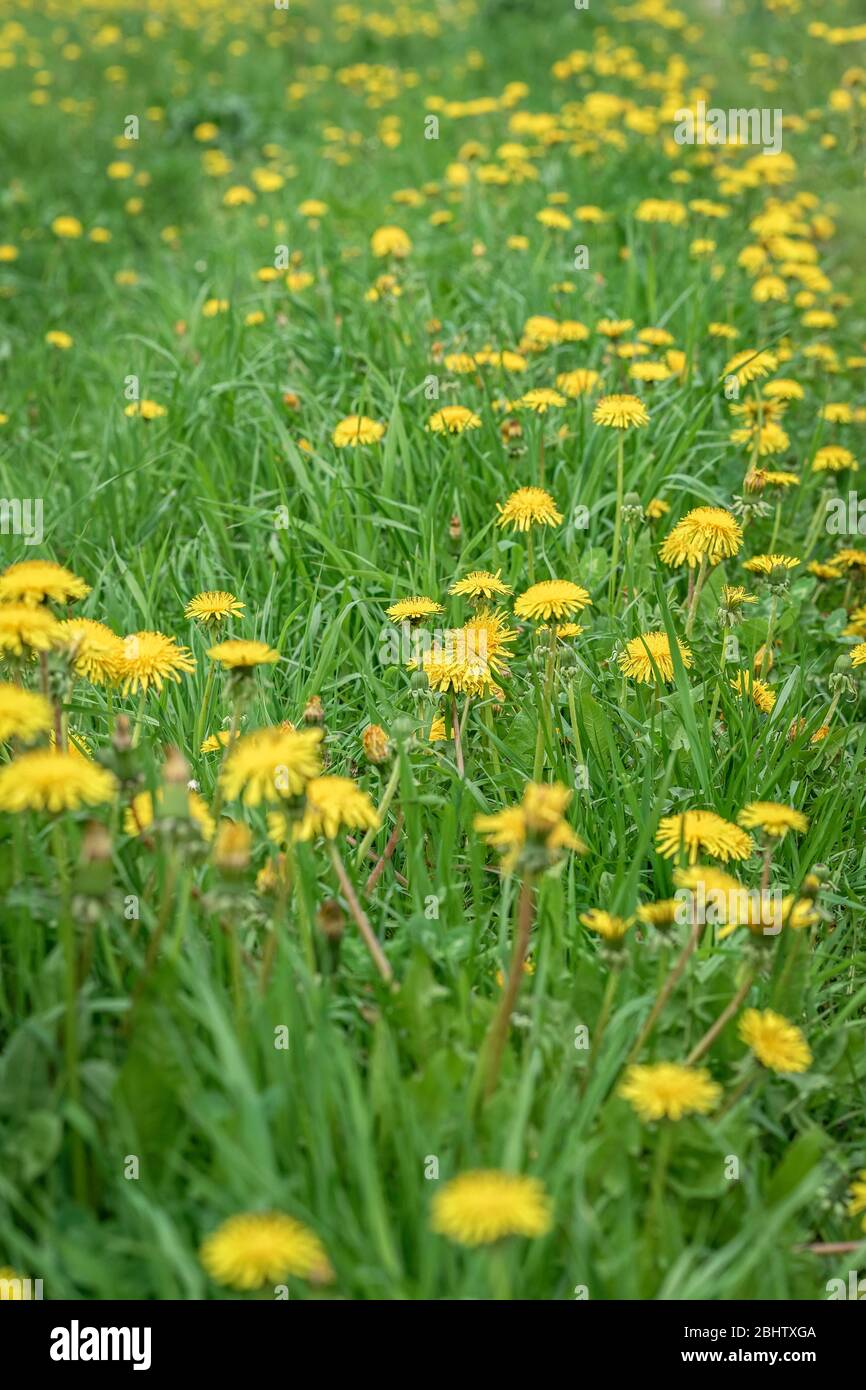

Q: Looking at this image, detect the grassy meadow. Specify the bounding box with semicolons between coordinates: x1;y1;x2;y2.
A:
0;0;865;1300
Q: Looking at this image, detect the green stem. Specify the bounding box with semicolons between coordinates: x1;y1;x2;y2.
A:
608;434;625;610
356;758;400;866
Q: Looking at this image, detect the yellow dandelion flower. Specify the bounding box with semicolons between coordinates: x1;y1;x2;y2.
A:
449;570;512;601
221;726;323;806
656;810;753;863
56;619;124;685
430;1171;552;1247
580;909;633;942
0;749;116;813
200;1212;333;1290
474;781;586;873
659;507;743;568
184;591;245;625
730;671;776;713
0;604;64;657
592;393;650;429
0;559;89;607
618;631;692;684
292;775;379;841
207;640;280;669
743;553;800;576
385;595;444;622
738;1009;812;1073
427;406;481;434
619;1062;721;1122
514;387;566;413
0;684;53;742
332;415;385;447
428;715;447;743
812;444;858;473
555;368;601;397
847;1171;866;1227
738;802;808;838
200;729;237;754
514;580;591;623
51;215;83;239
370;224;412;258
118;632;195;696
496;486;563;532
723;348;778;386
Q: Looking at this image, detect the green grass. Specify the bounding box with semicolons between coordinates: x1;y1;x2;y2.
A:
0;0;865;1300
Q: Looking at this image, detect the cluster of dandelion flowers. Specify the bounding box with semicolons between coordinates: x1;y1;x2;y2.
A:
291;776;379;841
592;393;650;430
449;570;512;601
427;405;481;434
200;1212;333;1290
514;580;591;623
659;507;743;568
618;630;692;684
738;802;808;839
430;1171;552;1247
0;684;53;742
619;1062;721;1122
0;749;117;813
385;595;443;624
57;618;124;685
496;486;562;532
0;558;90;606
415;633;501;699
207;639;280;670
220;725;323;806
0;604;63;656
738;1009;811;1074
184;591;245;625
655;809;753;863
118;631;196;696
332;415;385;447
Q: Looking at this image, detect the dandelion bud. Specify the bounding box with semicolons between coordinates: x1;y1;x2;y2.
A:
362;723;392;765
303;695;324;725
316;898;345;941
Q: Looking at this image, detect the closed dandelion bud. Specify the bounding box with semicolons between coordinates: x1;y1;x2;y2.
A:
362;723;392;765
72;820;114;915
753;643;775;675
282;391;300;410
410;668;429;694
81;819;112;865
500;417;522;443
829;654;856;698
304;695;324;725
214;820;252;873
449;513;462;548
317;898;345;941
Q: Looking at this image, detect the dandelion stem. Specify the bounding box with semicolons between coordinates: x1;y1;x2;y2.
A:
760;594;778;678
627;913;701;1063
685;555;708;637
356;758;400;866
685;965;756;1065
451;693;465;777
327;841;393;983
51;818;86;1204
483;876;536;1100
607;434;625;610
